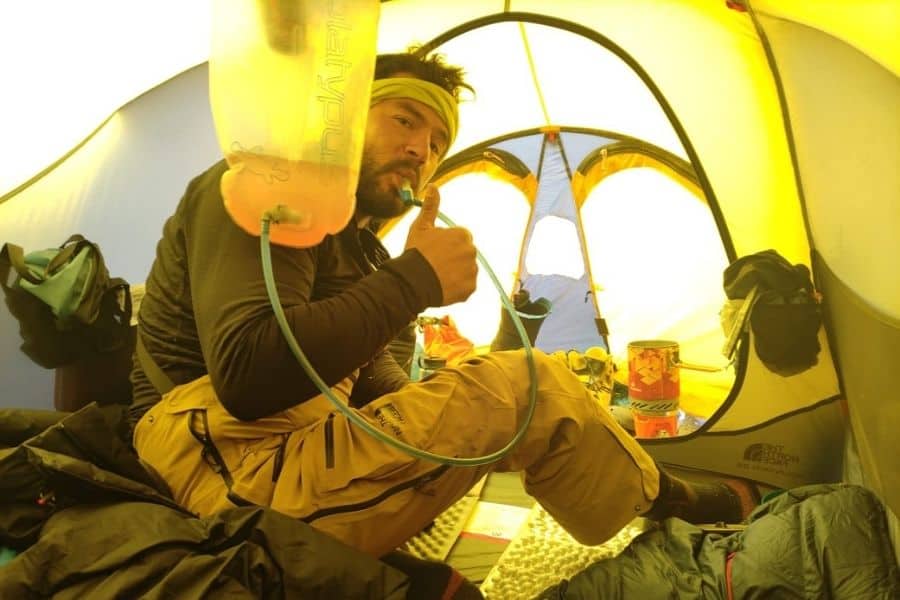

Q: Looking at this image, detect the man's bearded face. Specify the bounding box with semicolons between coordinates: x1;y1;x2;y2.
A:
354;96;448;219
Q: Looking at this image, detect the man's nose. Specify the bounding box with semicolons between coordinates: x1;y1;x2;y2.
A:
404;133;431;164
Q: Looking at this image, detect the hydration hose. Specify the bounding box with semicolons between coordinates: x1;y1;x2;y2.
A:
259;186;538;466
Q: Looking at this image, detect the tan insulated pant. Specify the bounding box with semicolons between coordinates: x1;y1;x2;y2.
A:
134;349;660;557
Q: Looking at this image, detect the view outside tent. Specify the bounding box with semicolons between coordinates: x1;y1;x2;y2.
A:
582;167;734;419
582;168;728;361
381;173;531;346
525;216;584;280
383;154;735;426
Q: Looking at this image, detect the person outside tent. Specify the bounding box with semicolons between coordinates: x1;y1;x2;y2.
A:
130;49;756;558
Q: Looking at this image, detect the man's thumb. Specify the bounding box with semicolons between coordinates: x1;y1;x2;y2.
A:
413;188;439;229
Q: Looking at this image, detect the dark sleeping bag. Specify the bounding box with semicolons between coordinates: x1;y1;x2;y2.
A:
0;403;483;599
537;483;899;599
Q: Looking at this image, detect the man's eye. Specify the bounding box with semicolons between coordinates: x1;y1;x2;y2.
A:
395;116;412;127
430;143;441;154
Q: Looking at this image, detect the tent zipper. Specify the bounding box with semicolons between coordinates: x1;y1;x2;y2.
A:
725;551;736;600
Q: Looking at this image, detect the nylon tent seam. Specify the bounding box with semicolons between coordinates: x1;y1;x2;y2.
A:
745;2;816;262
518;22;551;127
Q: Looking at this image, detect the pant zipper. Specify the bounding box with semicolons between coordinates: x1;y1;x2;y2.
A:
303;464;450;523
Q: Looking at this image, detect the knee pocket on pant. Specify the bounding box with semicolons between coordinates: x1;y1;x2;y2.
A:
310;416;421;494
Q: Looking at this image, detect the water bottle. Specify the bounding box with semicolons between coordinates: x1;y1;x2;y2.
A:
210;0;381;248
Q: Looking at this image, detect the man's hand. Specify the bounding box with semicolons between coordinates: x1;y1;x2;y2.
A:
404;185;478;305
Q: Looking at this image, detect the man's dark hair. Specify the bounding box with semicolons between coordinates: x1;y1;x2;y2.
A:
375;46;474;100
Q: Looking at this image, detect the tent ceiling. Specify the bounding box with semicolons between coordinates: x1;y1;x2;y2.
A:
2;0;820;265
0;1;211;196
752;0;900;77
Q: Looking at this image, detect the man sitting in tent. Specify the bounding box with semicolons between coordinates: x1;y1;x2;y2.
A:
129;48;756;558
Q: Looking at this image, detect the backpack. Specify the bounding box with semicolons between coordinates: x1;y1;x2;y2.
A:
0;235;132;369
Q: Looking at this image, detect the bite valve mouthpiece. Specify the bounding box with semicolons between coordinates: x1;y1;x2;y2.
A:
400;181;421;207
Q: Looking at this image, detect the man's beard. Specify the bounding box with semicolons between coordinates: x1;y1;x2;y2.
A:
355;155;419;219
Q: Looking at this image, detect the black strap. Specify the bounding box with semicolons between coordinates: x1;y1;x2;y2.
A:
107;277;131;321
187;409;253;507
188;410;234;488
0;244;13;288
136;329;174;395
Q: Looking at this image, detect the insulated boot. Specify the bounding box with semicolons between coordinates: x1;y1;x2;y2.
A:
490;290;551;352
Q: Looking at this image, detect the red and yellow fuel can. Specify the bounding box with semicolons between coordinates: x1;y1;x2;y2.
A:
627;340;680;438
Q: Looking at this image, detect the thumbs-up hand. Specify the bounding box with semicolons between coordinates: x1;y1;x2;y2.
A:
404;185;478;305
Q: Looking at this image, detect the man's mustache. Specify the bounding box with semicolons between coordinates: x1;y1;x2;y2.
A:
373;160;421;188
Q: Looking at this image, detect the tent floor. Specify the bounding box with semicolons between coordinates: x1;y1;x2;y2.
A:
441;472;650;597
445;472;534;584
437;466;772;595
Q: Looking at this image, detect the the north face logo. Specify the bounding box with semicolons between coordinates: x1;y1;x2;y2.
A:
372;403;405;439
743;443;800;466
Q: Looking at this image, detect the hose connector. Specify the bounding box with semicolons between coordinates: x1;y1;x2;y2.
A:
400;181;422;207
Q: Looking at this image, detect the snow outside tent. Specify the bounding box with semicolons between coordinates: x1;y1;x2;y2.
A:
1;0;898;556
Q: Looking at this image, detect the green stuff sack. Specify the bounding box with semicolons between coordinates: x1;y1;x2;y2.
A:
1;235;131;368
